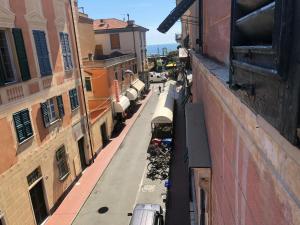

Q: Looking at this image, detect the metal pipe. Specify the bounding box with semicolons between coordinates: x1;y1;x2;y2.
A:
69;0;94;163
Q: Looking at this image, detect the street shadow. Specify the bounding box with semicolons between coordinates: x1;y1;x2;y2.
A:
126;103;142;119
111;123;126;138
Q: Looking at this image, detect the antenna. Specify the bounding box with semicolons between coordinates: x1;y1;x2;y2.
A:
78;7;85;14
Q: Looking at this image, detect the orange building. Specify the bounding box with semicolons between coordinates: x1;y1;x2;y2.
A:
0;1;92;225
77;12;145;154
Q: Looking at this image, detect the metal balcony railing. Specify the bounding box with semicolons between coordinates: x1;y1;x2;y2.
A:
83;53;136;68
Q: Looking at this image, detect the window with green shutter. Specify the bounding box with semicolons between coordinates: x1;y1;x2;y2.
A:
56;146;69;180
12;28;31;81
59;32;73;71
56;95;65;118
0;30;16;84
13;109;33;143
41;96;65;127
33;30;52;76
85;77;92;92
69;88;79;110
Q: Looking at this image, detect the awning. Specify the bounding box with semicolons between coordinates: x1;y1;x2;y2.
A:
131;79;145;93
185;103;211;168
124;69;134;74
126;88;138;101
166;63;176;67
113;95;130;113
157;0;197;33
179;48;188;58
151;92;174;124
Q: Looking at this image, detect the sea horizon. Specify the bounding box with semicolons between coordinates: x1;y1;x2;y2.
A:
147;43;178;56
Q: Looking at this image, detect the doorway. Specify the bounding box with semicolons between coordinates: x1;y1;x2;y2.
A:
77;137;87;171
101;122;108;147
29;180;48;225
95;44;103;56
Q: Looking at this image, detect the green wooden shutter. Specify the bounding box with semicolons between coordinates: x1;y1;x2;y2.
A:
33;30;52;76
12;28;31;81
0;55;5;86
21;109;33;137
73;89;79;108
13;111;26;143
69;89;74;110
64;33;73;69
56;95;65;118
40;102;50;127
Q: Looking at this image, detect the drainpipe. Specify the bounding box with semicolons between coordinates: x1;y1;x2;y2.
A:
69;0;94;163
131;24;137;74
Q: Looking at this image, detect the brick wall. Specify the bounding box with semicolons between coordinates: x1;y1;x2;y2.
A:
192;54;300;225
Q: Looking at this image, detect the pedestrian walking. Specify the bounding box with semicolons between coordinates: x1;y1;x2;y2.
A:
158;86;161;94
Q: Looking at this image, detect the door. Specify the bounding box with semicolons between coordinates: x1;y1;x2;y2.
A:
101;123;108;147
95;44;103;56
29;180;48;225
78;137;87;171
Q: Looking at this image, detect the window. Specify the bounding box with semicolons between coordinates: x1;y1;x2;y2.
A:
59;32;73;71
33;30;52;76
27;168;42;186
56;146;69;180
110;33;120;50
13;109;33;143
85;77;92;91
230;0;299;145
41;96;64;128
69;88;79;110
0;30;15;83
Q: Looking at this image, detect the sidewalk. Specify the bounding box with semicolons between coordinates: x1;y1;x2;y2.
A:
45;91;152;225
165;99;190;225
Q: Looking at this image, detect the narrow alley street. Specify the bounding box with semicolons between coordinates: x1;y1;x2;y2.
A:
72;85;165;225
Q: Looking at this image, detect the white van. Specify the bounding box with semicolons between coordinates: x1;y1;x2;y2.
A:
149;72;167;83
128;204;164;225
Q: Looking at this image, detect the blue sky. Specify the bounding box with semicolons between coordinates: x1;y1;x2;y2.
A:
77;0;181;45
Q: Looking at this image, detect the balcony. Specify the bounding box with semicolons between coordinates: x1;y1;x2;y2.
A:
83;52;136;68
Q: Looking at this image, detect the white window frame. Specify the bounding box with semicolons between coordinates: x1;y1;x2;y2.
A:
47;98;57;123
0;28;17;83
56;146;69;181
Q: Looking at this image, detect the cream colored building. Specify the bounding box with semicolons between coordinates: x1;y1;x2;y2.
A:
93;19;148;78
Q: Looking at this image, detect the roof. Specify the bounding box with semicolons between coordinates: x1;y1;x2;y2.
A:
94;18;128;30
93;18;149;34
185;103;211;168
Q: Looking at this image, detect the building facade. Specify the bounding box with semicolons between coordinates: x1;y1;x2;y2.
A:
160;0;300;225
77;12;143;154
0;1;91;225
93;18;148;79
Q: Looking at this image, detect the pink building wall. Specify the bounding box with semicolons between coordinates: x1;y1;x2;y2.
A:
191;56;300;225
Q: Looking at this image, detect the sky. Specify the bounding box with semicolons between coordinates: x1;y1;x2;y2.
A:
77;0;181;45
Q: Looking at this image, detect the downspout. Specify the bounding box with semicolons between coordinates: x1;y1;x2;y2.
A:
69;0;94;163
131;26;137;77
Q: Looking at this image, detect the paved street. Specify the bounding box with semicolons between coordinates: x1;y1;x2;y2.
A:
72;86;165;225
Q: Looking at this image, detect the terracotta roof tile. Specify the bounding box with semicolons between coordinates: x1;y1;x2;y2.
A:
93;18;129;30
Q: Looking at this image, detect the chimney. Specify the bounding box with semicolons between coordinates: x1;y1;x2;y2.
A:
127;20;135;27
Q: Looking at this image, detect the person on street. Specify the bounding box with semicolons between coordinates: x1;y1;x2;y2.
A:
158;86;161;94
